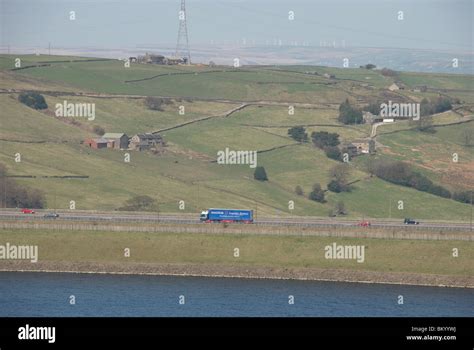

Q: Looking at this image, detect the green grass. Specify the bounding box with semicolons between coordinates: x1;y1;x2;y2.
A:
0;95;92;142
43;95;237;136
376;122;474;192
1;229;472;276
397;71;474;91
164;117;293;156
329;177;472;220
1;54;473;219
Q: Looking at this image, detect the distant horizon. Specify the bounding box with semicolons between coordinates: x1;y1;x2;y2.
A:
2;44;472;75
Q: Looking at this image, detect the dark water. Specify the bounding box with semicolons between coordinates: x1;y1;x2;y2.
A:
0;272;472;317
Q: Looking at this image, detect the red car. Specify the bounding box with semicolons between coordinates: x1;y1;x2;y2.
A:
358;221;371;227
21;208;35;214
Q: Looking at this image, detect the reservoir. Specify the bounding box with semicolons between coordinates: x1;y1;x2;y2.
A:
0;272;472;317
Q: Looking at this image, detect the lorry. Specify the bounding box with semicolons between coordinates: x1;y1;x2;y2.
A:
200;208;253;223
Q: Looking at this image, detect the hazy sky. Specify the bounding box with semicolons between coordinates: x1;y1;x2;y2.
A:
1;0;472;51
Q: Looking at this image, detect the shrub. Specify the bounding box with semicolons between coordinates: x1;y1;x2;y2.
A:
288;126;308;142
327;180;343;193
308;183;325;202
311;131;340;148
324;146;342;161
295;185;304;196
119;195;158;211
18;92;48;110
144;96;165;111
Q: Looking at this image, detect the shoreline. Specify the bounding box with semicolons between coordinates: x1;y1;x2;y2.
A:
1;261;472;289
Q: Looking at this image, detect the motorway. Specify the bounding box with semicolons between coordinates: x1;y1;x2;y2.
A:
0;210;471;231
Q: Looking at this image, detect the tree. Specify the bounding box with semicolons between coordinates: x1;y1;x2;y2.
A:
324;146;342;161
360;64;376;70
119;195;158;211
144;96;170;111
327;180;343;193
288;126;308;142
328;164;351;192
412;115;435;133
18;92;48;110
92;125;105;136
380;68;397;77
329;164;351;185
295;185;304;196
254;166;268;181
420;98;433;117
0;163;46;208
333;201;347;216
433;97;452;113
308;183;325;203
311;131;340;149
453;190;474;204
338;99;363;125
364;102;381;115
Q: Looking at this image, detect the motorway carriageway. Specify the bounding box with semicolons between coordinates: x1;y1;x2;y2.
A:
0;210;471;231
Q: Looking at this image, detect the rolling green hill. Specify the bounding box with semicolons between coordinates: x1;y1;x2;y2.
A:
0;54;472;220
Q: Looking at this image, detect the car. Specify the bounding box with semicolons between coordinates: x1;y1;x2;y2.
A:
21;208;35;214
44;212;59;219
358;221;371;227
404;218;419;225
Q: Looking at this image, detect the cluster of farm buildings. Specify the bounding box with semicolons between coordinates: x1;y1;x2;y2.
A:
129;53;188;65
84;133;164;151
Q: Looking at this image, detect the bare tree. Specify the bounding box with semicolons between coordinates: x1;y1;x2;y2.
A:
329;163;351;185
462;128;473;146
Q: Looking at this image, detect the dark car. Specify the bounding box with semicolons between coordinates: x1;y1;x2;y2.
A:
404;218;419;225
44;212;60;219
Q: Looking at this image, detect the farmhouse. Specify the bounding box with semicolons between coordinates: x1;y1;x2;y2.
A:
137;53;188;65
102;133;129;150
363;111;383;124
388;83;400;91
344;139;375;156
138;53;166;64
129;133;164;151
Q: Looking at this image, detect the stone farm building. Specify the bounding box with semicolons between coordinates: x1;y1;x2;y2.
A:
344;139;376;156
102;133;129;149
129;133;164;151
84;138;108;149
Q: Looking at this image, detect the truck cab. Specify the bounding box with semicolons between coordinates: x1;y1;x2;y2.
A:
200;210;209;222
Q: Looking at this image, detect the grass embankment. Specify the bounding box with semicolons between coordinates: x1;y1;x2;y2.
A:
0;229;472;279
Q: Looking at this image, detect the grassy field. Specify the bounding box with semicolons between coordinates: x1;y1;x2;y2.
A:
397;71;474;90
1;228;472;277
376;122;474;191
0;54;472;219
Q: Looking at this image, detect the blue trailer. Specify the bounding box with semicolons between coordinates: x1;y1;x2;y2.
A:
200;208;254;223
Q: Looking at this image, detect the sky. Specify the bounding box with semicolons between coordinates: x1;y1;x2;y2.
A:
1;0;472;51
